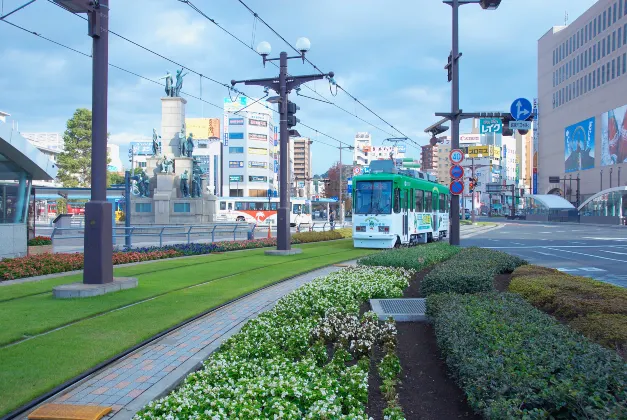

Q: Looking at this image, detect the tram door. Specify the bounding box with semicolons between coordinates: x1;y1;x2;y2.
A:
402;189;409;242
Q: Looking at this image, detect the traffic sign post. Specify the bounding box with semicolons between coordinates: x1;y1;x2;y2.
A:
449;149;464;164
450;164;464;179
353;166;362;176
510;98;532;121
479;118;502;134
508;120;532;130
450;180;464;195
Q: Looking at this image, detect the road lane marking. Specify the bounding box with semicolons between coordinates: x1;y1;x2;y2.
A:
601;250;627;255
534;251;557;256
545;247;627;263
482;245;627;249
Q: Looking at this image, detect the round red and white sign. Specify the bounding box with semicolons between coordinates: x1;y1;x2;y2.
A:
353;166;362;175
449;149;464;164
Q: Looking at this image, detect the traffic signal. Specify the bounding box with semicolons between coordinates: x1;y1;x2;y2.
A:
445;52;453;82
468;177;475;192
287;101;300;128
428;124;449;145
501;115;514;137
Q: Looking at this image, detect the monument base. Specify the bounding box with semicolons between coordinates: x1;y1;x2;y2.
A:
53;277;138;299
264;248;303;256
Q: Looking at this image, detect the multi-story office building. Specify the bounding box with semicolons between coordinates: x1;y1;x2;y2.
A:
420;144;438;177
292;136;312;197
435;138;451;185
353;132;372;166
222;97;276;197
538;0;627;203
21;132;64;152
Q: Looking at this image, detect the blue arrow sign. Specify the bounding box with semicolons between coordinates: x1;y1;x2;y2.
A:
450;164;464;179
510;98;532;121
450;180;464;195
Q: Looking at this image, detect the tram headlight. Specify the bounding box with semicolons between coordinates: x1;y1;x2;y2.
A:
378;226;390;233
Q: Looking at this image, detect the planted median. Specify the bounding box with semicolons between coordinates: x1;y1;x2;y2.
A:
0;238;374;417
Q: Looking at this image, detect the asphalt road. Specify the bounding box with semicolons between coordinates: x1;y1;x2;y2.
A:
464;221;627;288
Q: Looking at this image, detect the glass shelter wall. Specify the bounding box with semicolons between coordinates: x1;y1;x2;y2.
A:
0;151;33;224
579;190;626;217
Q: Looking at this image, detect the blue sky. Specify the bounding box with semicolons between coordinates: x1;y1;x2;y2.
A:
0;0;595;175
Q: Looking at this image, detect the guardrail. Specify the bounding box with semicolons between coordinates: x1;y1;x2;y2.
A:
51;223;254;248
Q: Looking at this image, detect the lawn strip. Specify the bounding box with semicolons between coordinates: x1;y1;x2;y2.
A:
0;246;375;416
0;241;356;346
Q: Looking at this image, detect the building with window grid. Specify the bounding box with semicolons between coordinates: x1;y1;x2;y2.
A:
538;0;627;202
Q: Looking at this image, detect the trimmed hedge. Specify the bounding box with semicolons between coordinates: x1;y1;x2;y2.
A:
291;228;351;243
427;292;627;419
510;265;627;358
420;247;526;296
357;242;459;272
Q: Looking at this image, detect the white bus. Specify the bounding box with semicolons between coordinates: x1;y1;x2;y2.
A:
216;197;312;227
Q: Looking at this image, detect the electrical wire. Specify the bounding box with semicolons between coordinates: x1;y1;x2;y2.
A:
234;0;418;145
177;0;403;141
1;17;353;153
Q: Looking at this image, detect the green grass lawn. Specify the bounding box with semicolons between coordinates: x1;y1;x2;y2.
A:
460;220;496;227
0;240;375;416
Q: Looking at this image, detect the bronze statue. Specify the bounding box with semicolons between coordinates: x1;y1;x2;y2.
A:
184;133;194;158
180;170;190;197
152;128;161;156
161;155;173;174
159;71;174;97
174;67;188;97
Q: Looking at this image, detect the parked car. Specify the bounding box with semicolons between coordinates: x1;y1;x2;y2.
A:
459;209;471;220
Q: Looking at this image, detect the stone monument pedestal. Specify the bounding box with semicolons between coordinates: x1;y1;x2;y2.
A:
161;97;187;156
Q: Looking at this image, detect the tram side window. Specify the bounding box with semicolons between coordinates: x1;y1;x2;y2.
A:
410;189;414;210
220;202;226;210
401;189;408;211
439;194;446;213
425;191;433;212
415;190;424;212
393;188;401;213
270;202;278;210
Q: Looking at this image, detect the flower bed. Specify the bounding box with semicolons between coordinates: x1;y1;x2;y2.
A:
427;292;627;419
135;266;412;419
0;230;353;281
420;247;526;296
0;249;183;280
27;236;52;246
509;265;627;358
357;242;459;272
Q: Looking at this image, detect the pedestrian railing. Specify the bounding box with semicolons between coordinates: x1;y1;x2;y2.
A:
51;223;254;248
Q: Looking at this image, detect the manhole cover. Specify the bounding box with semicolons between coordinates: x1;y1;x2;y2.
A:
370;298;427;322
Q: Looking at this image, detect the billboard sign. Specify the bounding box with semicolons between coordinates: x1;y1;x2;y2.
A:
533;98;538;193
248;161;267;169
467;145;501;159
249;118;268;127
249;133;267;141
129;142;152;156
228;132;244;140
460;134;481;144
601;104;627;166
229;161;244;168
248;147;267;155
564;117;595;173
397;144;407;153
229;117;244;125
229;175;243;182
185;118;220;139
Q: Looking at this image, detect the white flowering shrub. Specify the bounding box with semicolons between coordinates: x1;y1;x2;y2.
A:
135;266;411;419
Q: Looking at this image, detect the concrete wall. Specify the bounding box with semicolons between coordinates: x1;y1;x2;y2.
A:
0;224;27;259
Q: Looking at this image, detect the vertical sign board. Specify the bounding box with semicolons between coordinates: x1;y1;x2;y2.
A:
532;98;538;194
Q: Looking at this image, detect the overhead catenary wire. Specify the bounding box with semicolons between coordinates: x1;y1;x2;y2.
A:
1;16;355;154
176;0;404;141
234;0;418;146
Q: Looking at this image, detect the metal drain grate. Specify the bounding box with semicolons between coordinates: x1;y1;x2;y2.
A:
369;298;427;322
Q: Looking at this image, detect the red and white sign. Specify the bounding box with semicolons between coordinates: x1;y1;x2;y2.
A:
449;149;464;164
353;166;362;175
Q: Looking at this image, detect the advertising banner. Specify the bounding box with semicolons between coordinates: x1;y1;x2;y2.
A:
185;118;220;139
564;117;595;173
229;161;244;168
249;118;268;127
228;132;244;140
248;161;267;169
397;145;407;153
248;147;267;155
223;114;229;146
460;134;481;144
601;104;627;165
229;175;243;182
224;96;248;113
229;117;244;125
129;142;152;156
274;160;279;174
249;133;267;141
467;145;500;159
249;175;267;182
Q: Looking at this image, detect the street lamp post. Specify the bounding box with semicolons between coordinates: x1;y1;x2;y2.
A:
231;38;333;253
54;0;112;285
444;0;501;245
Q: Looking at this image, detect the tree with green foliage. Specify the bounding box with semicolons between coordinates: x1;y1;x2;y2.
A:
56;109;93;187
108;172;125;186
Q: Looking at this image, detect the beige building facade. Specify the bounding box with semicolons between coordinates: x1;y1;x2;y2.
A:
538;0;627;203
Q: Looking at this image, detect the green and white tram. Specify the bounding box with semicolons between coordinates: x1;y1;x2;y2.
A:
352;162;450;249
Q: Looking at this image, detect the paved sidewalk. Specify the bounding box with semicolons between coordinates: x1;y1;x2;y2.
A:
29;261;357;419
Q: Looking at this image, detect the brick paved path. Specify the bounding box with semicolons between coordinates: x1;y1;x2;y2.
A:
34;262;356;419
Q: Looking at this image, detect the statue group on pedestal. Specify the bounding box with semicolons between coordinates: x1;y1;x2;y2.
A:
160;67;188;98
161;156;174;173
179;160;204;198
132;170;151;198
180;133;195;158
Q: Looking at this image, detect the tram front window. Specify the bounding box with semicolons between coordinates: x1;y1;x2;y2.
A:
355;181;392;214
